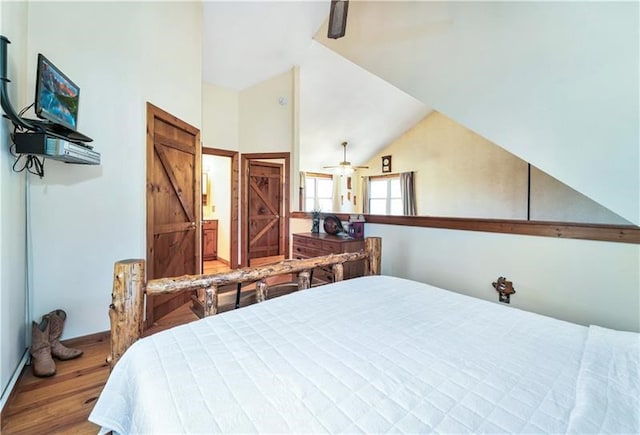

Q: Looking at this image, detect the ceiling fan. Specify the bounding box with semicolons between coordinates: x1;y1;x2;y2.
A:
323;141;369;174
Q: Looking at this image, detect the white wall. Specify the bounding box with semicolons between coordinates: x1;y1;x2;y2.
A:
202;83;239;151
239;69;296;221
319;1;639;225
291;218;640;332
0;0;29;400
239;69;294;154
373;224;640;333
530;167;631;224
25;1;202;339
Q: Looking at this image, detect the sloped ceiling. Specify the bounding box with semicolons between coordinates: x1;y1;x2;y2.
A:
299;41;431;171
202;1;328;90
201;1;430;170
317;1;639;225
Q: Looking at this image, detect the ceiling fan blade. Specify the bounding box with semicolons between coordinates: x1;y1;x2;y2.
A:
323;141;369;171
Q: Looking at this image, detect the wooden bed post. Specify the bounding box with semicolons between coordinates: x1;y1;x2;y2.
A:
298;270;311;290
365;237;382;276
204;285;218;317
256;279;268;302
108;259;145;370
332;263;344;282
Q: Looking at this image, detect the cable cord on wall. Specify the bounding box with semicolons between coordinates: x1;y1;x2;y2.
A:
25;168;33;351
12;153;45;178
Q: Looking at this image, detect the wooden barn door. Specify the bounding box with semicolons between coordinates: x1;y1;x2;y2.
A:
241;153;290;267
146;103;201;326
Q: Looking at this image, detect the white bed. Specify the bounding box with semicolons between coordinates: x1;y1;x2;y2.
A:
90;275;639;434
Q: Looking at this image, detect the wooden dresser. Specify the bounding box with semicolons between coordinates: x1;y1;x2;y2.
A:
292;233;365;285
202;220;218;260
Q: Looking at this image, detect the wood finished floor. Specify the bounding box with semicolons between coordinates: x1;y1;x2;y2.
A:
1;259;300;434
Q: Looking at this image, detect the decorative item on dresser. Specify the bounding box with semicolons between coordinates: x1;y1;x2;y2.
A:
202;220;218;260
292;232;366;285
311;209;321;234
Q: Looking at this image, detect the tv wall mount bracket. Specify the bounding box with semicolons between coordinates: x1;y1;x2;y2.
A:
0;35;36;130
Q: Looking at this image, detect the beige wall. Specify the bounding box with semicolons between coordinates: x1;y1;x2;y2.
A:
357;112;629;224
359;112;528;218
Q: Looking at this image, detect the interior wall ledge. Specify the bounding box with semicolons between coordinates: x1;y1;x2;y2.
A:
290;212;640;244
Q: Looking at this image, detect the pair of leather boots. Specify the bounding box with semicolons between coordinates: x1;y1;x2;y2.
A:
30;309;83;377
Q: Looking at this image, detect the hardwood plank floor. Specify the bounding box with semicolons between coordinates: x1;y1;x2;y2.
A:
0;270;301;434
203;259;231;275
0;332;110;434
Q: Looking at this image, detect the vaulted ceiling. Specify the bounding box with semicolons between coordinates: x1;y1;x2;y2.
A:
201;1;639;224
201;1;431;171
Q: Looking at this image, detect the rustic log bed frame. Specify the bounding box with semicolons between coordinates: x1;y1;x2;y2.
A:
108;237;382;369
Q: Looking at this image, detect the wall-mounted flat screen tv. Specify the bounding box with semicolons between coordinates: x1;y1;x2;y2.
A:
34;54;79;131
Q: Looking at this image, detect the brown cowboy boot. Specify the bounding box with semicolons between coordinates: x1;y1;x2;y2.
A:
30;318;56;377
46;309;83;360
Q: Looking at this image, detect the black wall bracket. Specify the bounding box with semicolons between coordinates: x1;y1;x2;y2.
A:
1;35;35;130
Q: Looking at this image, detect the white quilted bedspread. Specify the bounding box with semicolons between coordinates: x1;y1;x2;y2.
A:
567;325;640;434
91;275;598;434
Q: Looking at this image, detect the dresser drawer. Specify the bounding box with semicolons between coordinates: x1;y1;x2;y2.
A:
292;233;366;284
293;235;323;250
293;245;325;259
321;240;340;251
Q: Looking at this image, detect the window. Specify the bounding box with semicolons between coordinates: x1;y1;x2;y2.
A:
305;173;333;212
369;176;402;215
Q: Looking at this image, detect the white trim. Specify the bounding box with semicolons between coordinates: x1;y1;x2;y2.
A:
0;349;29;413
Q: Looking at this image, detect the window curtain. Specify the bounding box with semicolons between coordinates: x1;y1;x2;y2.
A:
361;176;370;214
299;171;307;211
400;171;417;216
332;174;341;211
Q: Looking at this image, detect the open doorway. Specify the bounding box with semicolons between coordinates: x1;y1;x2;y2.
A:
202;148;239;273
241;152;290;267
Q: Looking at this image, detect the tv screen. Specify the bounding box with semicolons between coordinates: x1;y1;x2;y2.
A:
34;54;79;131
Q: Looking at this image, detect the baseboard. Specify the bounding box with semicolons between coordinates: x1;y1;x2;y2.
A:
0;349;29;415
61;330;110;348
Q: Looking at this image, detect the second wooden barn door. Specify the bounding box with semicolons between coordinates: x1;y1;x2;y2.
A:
146;103;201;326
247;160;284;265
